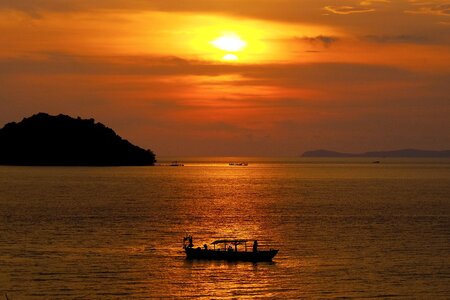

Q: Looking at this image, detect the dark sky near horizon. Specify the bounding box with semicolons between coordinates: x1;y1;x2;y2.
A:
1;0;449;155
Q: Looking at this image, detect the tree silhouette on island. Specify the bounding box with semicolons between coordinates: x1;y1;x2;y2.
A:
0;113;156;166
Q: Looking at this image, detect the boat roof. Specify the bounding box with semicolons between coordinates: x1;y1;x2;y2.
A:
211;239;251;244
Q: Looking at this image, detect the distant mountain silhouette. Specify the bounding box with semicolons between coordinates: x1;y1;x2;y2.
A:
0;113;156;166
302;149;450;158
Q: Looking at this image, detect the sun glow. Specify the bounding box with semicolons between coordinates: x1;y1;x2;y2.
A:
223;53;238;61
180;14;336;63
211;33;247;52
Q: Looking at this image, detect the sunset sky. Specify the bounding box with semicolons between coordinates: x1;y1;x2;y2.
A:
1;0;449;156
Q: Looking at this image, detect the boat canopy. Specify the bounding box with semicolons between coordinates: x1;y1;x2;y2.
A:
211;239;250;245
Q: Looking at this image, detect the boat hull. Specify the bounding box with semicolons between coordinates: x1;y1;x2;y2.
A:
185;247;278;262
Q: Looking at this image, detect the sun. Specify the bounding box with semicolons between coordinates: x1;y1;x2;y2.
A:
211;33;247;52
222;53;238;61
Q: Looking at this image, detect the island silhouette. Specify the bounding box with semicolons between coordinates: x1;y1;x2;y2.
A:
0;113;156;166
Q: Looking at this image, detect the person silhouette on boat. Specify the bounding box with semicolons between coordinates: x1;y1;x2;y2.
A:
188;236;194;248
228;245;233;252
253;240;258;253
203;244;208;250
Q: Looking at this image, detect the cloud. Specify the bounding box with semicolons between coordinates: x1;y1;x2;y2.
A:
0;0;391;24
324;5;375;15
0;53;226;76
360;0;390;5
406;3;450;16
296;35;339;47
0;0;330;23
362;34;431;44
1;52;448;156
324;0;391;15
0;52;416;85
233;63;419;91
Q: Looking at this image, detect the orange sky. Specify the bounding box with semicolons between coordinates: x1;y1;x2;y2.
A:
0;0;449;155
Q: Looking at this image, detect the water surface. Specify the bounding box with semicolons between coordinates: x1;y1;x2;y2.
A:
1;158;449;298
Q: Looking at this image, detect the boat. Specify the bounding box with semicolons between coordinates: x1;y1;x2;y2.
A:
229;162;248;166
169;161;184;166
182;236;278;262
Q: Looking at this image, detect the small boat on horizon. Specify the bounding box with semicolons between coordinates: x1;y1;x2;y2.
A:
169;161;184;166
182;236;278;262
229;162;248;166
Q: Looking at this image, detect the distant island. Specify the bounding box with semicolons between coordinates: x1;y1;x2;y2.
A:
302;149;450;158
0;113;156;166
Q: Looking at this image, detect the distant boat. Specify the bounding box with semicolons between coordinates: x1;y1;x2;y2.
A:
229;162;248;166
169;161;184;166
182;236;278;262
372;160;381;164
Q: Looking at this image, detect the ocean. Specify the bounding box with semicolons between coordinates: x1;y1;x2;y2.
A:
1;158;449;299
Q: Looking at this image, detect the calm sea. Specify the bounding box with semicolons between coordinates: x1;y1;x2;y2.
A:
0;158;449;299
